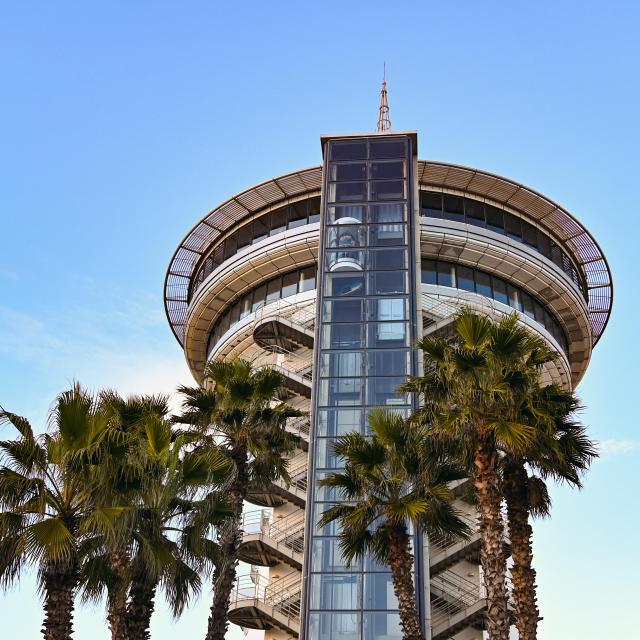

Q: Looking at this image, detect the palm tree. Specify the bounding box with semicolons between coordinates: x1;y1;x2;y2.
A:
402;310;550;640
81;392;233;640
317;409;470;640
0;385;119;640
501;383;597;640
175;358;300;640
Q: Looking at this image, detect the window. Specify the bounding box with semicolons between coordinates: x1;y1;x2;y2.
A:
485;204;504;233
330;182;368;203
320;352;363;378
323;299;364;322
300;266;316;292
363;613;402;640
372;298;407;322
364;574;398;610
251;284;266;312
311;538;362;573
443;195;465;222
322;324;364;349
330;141;367;160
522;221;538;248
331;163;367;181
370;139;405;158
325;273;365;297
307;612;361;640
310;574;361;610
371;180;404;201
265;277;281;303
251;217;268;244
315;437;349;468
325;249;365;272
421;259;437;284
369;203;404;223
492;276;509;305
369;272;407;295
421;192;443;217
369;248;405;270
368;322;408;348
465;200;485;227
475;271;492;297
370;161;404;179
437;261;455;287
282;271;299;297
505;213;522;241
367;377;407;405
369;224;405;246
327;225;366;249
269;208;287;236
317;378;364;407
369;351;410;376
317;409;363;437
457;265;475;292
329;205;366;224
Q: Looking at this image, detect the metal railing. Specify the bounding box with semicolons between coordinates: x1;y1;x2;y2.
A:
252;347;313;382
284;450;308;493
431;569;484;630
285;415;310;440
253;296;316;334
240;509;305;555
230;571;301;622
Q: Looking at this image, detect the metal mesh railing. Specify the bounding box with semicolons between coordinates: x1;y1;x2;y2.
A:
230;572;301;621
431;569;484;630
240;509;305;555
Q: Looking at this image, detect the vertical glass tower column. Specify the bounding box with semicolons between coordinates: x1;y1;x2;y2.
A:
303;133;421;640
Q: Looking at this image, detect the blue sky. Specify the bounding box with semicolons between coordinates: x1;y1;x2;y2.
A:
0;1;638;638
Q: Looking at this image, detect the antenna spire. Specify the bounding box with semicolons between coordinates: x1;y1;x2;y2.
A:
376;63;391;132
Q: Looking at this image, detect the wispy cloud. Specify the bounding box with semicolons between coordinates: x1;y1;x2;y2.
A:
598;439;639;456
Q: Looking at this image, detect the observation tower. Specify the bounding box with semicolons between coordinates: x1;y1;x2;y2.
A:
164;85;612;640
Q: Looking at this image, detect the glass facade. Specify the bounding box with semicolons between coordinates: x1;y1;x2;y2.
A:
191;197;321;299
305;136;420;640
419;191;584;295
421;259;568;353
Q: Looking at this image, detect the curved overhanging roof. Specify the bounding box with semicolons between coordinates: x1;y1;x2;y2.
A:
164;161;613;348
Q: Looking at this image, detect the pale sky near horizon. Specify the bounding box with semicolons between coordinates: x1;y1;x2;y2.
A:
1;2;638;639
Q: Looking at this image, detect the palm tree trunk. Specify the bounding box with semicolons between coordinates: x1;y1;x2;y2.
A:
473;430;510;640
387;525;425;640
205;450;248;640
107;550;129;640
42;562;77;640
126;574;156;640
504;458;539;640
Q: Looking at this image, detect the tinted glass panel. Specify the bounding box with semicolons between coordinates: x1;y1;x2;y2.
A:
421;259;437;284
421;192;443;217
465;200;485;226
369;271;407;295
322;324;364;349
368;323;408;348
369;203;404;223
475;271;492;297
369;351;410;376
492;276;509;305
485;205;504;232
330;142;367;160
369;224;405;246
437;262;454;287
363;613;402;640
317;409;363;437
443;195;465;222
327;225;366;249
505;214;522;241
331;182;368;202
324;299;364;322
300;267;316;292
329;205;366;224
307;612;361;640
282;271;299;297
309;574;361;610
364;574;399;610
457;266;475;292
369;248;405;270
325;273;365;297
320;352;363;378
370;161;404;179
311;538;362;573
369;139;405;158
331;163;367;181
371;180;404;201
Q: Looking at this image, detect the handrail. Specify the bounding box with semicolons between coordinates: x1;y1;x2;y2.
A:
240;509;305;554
429;512;478;551
231;572;302;621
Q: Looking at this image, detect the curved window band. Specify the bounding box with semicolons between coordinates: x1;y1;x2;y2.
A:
420;191;584;296
192;192;584;305
421;258;569;354
206;259;569;359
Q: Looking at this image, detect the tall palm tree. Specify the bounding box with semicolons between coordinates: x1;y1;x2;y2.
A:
81;392;233;640
0;385;120;640
317;409;470;640
501;383;597;640
402;310;549;640
175;358;300;640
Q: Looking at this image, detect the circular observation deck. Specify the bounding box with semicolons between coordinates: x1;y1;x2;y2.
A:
164;162;612;369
